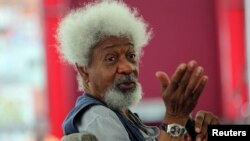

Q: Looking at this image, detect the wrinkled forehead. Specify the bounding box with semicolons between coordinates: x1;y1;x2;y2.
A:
94;36;134;50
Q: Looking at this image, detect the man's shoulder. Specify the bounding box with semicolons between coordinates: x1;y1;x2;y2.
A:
77;105;127;134
85;105;118;119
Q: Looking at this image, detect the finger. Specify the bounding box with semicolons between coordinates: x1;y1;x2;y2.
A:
168;63;187;92
155;71;170;90
204;134;208;141
178;60;197;92
196;115;210;141
192;76;208;102
210;116;220;125
195;133;206;141
187;135;192;141
196;112;217;141
184;134;192;141
201;114;210;135
195;111;205;133
185;66;204;97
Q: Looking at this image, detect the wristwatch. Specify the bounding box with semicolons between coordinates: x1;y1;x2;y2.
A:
161;123;187;137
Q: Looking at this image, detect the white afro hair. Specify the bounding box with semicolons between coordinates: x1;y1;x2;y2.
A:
56;0;152;67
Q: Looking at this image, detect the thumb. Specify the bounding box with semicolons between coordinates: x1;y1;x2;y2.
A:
155;71;170;90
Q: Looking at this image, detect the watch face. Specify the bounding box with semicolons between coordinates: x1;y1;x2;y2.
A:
170;125;182;136
167;124;186;137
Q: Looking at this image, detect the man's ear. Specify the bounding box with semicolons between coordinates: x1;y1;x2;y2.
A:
75;63;89;82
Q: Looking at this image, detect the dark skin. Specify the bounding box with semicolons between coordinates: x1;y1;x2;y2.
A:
156;61;219;141
76;36;220;141
76;36;138;100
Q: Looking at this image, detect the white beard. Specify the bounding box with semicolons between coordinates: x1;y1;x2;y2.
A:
104;82;143;110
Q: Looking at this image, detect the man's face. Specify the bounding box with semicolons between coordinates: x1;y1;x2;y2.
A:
85;36;142;109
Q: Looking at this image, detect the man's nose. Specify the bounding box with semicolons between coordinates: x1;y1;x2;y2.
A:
117;59;135;74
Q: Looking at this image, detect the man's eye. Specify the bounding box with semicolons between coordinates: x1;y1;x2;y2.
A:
105;55;116;63
128;53;136;60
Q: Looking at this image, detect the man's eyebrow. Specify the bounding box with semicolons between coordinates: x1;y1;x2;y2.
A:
103;43;134;50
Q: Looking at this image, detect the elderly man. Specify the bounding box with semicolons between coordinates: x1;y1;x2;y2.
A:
56;1;219;141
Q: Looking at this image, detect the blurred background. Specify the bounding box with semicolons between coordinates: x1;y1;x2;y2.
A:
0;0;249;140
